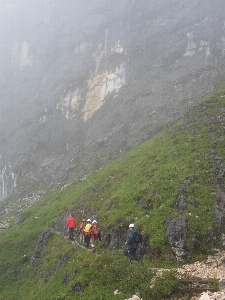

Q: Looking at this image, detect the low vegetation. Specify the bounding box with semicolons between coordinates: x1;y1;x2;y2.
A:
1;82;225;299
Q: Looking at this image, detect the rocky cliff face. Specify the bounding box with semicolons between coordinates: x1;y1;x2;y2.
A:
0;0;225;199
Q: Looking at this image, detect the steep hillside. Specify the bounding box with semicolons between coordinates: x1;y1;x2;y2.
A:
1;87;225;299
0;0;225;200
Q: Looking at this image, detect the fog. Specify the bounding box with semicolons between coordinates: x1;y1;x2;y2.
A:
0;0;224;200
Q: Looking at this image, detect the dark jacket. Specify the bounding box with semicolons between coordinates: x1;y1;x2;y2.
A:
127;229;138;249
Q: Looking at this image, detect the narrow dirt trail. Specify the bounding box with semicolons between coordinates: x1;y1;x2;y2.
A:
55;230;96;253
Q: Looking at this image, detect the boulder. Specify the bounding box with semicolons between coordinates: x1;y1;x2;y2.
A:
166;216;188;261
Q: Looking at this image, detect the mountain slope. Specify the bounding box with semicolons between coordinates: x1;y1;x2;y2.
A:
1;86;225;299
0;0;225;199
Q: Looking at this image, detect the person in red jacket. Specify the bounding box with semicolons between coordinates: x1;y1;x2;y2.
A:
67;214;76;240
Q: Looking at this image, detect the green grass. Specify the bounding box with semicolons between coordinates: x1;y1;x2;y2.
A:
1;85;225;299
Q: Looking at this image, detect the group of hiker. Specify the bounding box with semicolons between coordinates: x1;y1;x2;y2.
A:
66;214;101;252
66;214;141;262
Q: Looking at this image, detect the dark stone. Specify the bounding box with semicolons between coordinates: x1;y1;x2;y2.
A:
166;251;177;263
62;271;70;285
172;179;191;210
179;180;190;193
153;190;158;196
137;195;145;207
104;233;112;247
190;200;199;208
148;245;162;262
213;204;225;231
30;227;52;264
59;253;70;268
207;226;218;245
173;195;187;211
208;126;217;140
219;279;225;289
165;216;188;261
13;214;25;226
165;216;173;227
72;282;83;293
217;178;225;194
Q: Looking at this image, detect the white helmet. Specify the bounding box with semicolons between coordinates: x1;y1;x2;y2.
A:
129;223;134;228
87;219;91;222
92;220;97;223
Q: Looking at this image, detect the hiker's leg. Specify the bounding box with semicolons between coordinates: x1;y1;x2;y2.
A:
69;228;72;239
72;228;74;238
90;238;97;252
128;248;134;263
90;239;94;248
69;228;74;240
80;234;83;245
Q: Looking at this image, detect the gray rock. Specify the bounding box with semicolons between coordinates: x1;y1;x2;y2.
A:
30;227;52;264
72;282;83;293
172;179;190;210
62;271;70;285
0;0;224;200
13;214;25;226
219;278;225;289
218;257;225;271
166;216;188;261
214;204;225;231
173;194;187;211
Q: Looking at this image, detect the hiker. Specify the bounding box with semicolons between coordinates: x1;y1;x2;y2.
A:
67;214;77;240
83;218;92;247
78;218;86;245
90;220;101;252
125;223;139;263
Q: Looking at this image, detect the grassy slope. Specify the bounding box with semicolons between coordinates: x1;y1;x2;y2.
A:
1;86;225;299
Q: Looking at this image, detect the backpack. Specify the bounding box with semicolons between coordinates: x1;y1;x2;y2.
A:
79;222;86;233
92;224;99;235
133;231;142;243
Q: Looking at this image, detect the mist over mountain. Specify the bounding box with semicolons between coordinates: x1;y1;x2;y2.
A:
0;0;225;200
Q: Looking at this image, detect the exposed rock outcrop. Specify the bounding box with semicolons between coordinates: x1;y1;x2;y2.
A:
30;227;52;264
166;215;188;261
173;179;191;210
0;0;224;200
13;214;25;226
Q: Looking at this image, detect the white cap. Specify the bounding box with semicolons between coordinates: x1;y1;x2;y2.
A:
92;220;97;223
87;219;91;222
129;223;134;228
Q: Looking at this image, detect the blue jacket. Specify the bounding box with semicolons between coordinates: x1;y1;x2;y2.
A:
127;229;138;249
